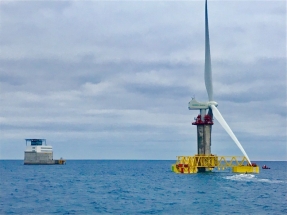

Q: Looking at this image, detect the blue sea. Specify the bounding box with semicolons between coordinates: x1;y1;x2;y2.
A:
0;160;286;214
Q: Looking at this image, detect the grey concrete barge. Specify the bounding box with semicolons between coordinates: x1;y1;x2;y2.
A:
24;139;65;165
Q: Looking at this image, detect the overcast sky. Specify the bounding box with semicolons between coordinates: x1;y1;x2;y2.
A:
0;0;286;160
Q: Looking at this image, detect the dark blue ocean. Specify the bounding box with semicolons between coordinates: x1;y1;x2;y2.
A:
1;160;286;214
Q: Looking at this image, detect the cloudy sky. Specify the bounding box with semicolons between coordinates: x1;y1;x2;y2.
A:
0;0;286;160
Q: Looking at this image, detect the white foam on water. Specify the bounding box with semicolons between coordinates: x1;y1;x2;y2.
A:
224;174;286;184
225;174;255;181
257;179;286;184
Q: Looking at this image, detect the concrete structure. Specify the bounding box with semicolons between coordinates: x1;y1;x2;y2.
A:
24;139;65;165
197;124;211;155
191;113;213;172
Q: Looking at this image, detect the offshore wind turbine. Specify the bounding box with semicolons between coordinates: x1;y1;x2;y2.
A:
188;0;252;169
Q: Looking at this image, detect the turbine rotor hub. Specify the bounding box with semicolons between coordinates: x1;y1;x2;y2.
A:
208;101;218;107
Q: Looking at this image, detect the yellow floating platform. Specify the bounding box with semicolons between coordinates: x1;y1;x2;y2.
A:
171;155;259;174
232;166;259;174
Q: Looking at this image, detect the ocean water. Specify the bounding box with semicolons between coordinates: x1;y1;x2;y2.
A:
0;160;286;214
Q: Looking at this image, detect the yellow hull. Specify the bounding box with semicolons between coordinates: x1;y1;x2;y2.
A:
171;155;259;174
232;166;259;173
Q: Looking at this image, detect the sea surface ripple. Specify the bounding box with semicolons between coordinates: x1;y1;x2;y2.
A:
0;160;286;214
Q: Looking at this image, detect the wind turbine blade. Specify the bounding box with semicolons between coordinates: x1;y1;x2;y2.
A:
210;105;252;165
204;0;213;102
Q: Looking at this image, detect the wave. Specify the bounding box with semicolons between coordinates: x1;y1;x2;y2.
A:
224;174;286;184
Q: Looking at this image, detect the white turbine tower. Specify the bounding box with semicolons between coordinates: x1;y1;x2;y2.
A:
188;0;251;166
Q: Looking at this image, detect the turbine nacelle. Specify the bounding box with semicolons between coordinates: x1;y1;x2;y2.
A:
188;98;209;110
188;98;218;110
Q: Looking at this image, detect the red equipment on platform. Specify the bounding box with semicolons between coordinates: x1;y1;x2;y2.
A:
192;114;213;125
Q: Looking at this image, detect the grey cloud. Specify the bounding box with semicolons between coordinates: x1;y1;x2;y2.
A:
0;1;286;160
